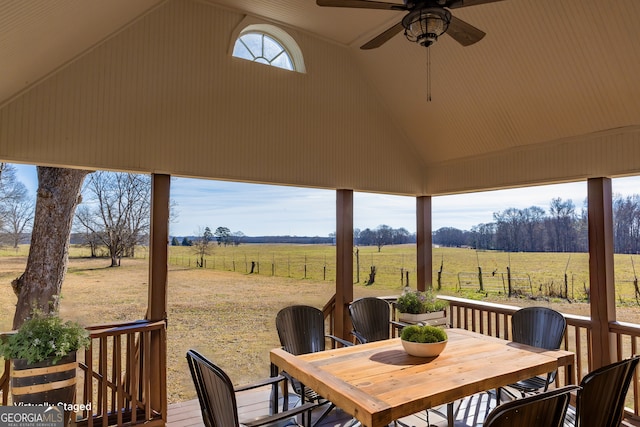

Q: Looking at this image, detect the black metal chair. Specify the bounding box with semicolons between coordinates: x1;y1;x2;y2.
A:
564;355;640;427
484;385;579;427
500;307;566;401
348;297;406;344
275;305;352;426
186;349;316;427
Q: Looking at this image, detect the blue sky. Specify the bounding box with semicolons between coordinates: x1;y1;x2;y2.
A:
11;164;640;237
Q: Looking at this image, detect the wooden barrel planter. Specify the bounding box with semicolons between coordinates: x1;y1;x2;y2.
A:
12;352;77;425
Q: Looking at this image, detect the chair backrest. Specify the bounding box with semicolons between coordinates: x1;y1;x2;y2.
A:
186;349;239;427
511;307;566;350
484;385;579;427
349;297;392;343
575;355;640;427
276;305;326;355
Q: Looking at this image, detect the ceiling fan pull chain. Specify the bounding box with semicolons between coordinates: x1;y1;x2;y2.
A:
426;46;432;102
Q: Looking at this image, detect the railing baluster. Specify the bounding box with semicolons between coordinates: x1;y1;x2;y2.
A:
633;336;638;415
471;307;477;332
128;333;138;424
463;306;469;330
84;345;93;427
100;336;108;427
0;358;9;405
71;320;165;427
574;325;583;384
144;329;152;422
115;334;123;426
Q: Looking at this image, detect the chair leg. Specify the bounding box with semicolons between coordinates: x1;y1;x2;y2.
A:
312;403;335;427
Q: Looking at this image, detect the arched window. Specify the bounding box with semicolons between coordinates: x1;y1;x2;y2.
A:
233;32;294;71
230;21;306;73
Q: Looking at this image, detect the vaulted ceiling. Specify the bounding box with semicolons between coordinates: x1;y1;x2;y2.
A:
1;0;639;196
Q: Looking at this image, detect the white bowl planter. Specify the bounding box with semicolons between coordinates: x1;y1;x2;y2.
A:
401;339;448;357
398;310;447;325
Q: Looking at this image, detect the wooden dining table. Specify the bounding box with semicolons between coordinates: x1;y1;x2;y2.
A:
270;328;575;427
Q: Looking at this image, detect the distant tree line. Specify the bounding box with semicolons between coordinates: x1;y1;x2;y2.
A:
434;196;640;254
354;225;416;252
172;226;247;247
172;234;332;245
7;162;640;258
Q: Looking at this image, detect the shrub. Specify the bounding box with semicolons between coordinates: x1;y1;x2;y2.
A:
0;314;90;364
400;325;447;343
396;288;448;314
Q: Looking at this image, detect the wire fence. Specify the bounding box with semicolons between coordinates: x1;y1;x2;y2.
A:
165;249;640;304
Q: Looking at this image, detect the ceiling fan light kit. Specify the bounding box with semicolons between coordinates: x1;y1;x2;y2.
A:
316;0;499;49
316;0;502;100
402;7;451;47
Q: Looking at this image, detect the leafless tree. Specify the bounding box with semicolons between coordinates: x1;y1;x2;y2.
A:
12;166;90;328
547;198;577;252
194;226;213;267
75;171;151;267
230;231;245;246
74;205;101;257
2;186;34;248
0;164;35;247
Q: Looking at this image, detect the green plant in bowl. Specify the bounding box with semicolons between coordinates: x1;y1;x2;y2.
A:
400;324;447;343
400;325;448;357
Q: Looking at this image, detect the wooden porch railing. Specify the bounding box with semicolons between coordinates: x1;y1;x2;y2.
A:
0;358;8;405
0;331;13;406
77;319;167;427
1;320;166;426
322;294;337;340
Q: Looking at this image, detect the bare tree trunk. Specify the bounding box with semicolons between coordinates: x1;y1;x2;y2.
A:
110;251;119;267
11;167;90;329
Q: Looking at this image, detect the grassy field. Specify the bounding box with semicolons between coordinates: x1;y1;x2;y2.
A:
167;243;640;302
1;244;640;404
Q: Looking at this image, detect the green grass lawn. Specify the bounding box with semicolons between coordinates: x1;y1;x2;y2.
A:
166;243;640;302
2;244;640;404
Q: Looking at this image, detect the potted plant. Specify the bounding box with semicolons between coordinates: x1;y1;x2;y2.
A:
395;288;448;324
0;313;90;425
400;324;448;357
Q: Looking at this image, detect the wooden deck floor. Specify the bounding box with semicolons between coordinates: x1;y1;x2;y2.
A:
166;385;498;427
167;384;640;427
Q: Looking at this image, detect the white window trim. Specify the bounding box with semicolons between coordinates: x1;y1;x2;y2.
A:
229;17;306;73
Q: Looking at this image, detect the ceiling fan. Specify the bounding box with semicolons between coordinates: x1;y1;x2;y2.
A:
316;0;503;50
